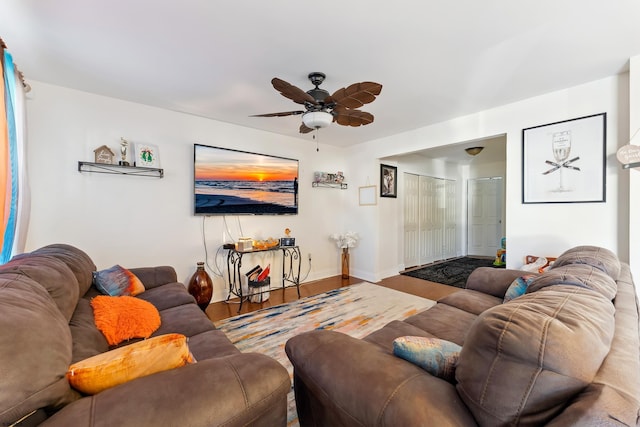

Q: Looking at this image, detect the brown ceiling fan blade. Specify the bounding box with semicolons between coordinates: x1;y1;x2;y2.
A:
250;110;305;117
333;109;374;127
299;123;314;134
272;78;317;105
331;82;382;109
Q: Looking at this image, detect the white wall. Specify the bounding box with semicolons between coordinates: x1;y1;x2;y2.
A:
629;56;640;285
345;74;630;280
23;73;634;298
24;82;353;302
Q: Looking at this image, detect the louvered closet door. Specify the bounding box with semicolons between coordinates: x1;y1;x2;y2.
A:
403;173;420;269
443;179;457;259
419;176;439;265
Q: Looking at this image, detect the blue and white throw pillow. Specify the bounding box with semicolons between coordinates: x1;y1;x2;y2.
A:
393;336;461;383
503;275;536;303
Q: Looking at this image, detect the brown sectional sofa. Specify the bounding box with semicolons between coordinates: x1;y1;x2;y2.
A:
0;244;290;426
286;246;640;426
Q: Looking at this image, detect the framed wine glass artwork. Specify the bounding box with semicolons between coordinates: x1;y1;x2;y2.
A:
522;113;606;204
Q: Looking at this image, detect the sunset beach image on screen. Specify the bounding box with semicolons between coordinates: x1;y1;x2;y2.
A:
194;144;299;215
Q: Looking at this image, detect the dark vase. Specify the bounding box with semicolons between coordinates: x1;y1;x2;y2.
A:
188;262;213;311
341;248;350;279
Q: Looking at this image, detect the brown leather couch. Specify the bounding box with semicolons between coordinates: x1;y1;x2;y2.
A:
0;244;290;426
286;246;640;426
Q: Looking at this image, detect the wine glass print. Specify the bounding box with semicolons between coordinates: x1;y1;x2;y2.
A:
551;130;571;192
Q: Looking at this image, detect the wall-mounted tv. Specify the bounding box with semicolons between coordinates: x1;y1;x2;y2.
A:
194;144;299;216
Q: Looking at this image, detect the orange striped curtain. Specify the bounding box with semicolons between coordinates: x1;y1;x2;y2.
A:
1;42;28;263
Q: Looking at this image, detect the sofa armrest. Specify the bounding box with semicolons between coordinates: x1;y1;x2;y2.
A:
41;353;290;427
128;266;178;290
465;267;536;298
285;330;476;426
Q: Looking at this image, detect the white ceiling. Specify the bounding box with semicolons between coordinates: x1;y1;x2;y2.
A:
2;1;640;156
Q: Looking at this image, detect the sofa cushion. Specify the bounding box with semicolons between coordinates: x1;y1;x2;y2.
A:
456;284;615;426
183;330;241;360
551;245;620;280
69;298;109;363
528;264;617;300
404;304;478;346
152;303;216;338
129;266;178;290
438;289;502;315
0;274;78;426
0;254;79;321
91;296;161;346
31;244;96;297
363;319;438;351
136;282;197;311
393;336;461;383
67;333;194;394
93;265;145;296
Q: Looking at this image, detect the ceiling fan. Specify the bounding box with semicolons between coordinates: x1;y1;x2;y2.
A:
251;72;383;134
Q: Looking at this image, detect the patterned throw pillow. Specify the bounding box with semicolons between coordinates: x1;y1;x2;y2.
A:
91;295;161;346
67;333;194;394
503;275;536;303
93;265;145;296
393;336;461;383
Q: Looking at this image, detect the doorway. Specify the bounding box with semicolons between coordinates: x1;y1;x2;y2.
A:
467;177;504;256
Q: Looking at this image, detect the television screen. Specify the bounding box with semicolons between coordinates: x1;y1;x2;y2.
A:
194;144;299;215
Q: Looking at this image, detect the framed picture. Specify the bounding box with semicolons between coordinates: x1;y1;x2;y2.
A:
134;143;160;168
380;164;397;198
522;113;606;204
359;185;377;205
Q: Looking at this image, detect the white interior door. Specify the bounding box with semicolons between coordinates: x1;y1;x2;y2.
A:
403;173;420;268
467;178;503;256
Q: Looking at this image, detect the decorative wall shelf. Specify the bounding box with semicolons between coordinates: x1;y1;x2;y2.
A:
312;182;347;189
622;161;640;170
78;161;164;178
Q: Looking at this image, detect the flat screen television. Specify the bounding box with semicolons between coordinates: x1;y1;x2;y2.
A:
194;144;299;215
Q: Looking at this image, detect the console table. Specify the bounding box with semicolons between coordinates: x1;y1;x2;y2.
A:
226;245;301;312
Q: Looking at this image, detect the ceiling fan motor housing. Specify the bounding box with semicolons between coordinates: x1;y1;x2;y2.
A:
308;72;326;87
306;88;330;105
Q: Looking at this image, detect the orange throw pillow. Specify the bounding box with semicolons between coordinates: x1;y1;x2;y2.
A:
67;333;194;394
91;295;161;346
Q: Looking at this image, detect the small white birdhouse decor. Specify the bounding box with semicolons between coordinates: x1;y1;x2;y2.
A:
94;145;115;164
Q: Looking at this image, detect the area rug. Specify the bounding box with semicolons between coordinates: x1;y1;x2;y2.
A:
401;256;503;288
214;282;436;427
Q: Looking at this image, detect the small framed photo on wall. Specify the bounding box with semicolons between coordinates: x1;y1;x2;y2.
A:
380;164;397;198
134;143;160;168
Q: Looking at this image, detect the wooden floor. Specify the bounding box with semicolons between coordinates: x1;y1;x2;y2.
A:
205;274;460;322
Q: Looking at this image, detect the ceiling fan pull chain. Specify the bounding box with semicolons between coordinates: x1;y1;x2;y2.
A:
314;130;319;152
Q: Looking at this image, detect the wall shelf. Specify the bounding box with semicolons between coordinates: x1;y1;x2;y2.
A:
78;161;164;178
312;182;347;189
622;161;640;170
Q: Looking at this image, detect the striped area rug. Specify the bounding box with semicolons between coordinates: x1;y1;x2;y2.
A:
214;282;436;426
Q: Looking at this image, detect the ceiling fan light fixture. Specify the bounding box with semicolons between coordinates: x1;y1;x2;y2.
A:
302;111;333;129
465;146;484;156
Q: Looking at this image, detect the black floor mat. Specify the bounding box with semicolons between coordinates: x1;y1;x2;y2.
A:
401;257;503;288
